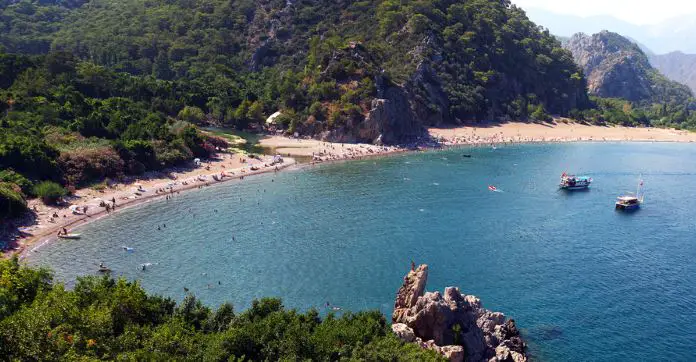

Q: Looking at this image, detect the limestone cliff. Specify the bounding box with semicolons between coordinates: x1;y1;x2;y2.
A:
564;31;692;104
392;265;527;362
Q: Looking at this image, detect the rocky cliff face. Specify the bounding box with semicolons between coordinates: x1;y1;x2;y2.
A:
564;31;692;103
317;42;447;144
392;265;527;362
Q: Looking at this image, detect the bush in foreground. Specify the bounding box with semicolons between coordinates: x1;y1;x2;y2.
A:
32;181;66;205
0;182;27;218
0;257;443;361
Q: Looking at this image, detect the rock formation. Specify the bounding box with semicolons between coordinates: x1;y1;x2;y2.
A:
564;31;692;103
392;265;527;362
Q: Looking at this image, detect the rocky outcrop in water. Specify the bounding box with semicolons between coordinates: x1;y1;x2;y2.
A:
392;265;527;362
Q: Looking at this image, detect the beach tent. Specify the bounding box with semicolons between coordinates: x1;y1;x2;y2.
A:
266;111;282;125
194;158;201;166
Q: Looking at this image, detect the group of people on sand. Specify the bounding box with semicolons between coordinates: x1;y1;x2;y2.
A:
436;130;601;146
311;143;399;163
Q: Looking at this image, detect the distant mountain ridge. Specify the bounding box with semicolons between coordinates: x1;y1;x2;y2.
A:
649;52;696;94
524;7;696;54
564;31;692;104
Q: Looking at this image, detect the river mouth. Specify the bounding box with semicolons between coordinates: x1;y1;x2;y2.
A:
26;142;696;361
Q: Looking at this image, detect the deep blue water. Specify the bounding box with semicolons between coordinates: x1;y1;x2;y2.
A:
28;143;696;361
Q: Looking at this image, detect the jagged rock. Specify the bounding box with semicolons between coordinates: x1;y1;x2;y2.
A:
391;323;416;343
393;264;429;322
391;264;527;362
360;85;425;144
438;345;465;362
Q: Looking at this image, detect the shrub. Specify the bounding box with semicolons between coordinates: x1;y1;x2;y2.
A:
58;147;125;186
0;169;33;196
530;104;552;122
0;182;27;218
32;181;66;205
177;106;206;124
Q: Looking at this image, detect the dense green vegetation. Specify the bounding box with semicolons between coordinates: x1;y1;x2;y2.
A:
0;257;442;361
2;0;591;125
570;96;696;128
0;50;225;212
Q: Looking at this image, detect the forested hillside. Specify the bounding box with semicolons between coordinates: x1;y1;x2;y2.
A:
2;0;589;132
0;50;228;218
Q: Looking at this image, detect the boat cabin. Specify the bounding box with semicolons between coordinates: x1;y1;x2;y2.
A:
615;196;640;210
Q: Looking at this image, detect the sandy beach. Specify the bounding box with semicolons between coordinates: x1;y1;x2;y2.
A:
429;121;696;145
259;136;403;160
6;121;696;258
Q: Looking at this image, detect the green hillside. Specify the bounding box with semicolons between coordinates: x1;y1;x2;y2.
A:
2;0;589;130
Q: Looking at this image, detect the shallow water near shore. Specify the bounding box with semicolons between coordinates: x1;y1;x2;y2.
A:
28;143;696;361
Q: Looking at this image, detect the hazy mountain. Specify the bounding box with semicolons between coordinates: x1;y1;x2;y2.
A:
564;31;692;103
649;52;696;94
523;7;696;54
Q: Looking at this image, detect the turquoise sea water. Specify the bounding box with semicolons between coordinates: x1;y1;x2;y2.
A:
28;143;696;361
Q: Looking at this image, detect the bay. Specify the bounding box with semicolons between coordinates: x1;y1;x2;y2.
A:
28;143;696;361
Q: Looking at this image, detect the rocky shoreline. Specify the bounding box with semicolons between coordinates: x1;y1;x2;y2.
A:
391;265;527;362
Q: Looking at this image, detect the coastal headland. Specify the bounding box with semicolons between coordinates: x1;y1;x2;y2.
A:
5;121;696;258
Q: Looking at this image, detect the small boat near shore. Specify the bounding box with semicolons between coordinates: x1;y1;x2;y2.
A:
57;233;81;239
559;172;592;190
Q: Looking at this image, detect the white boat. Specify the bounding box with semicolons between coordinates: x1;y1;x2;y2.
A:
616;178;644;211
58;233;81;239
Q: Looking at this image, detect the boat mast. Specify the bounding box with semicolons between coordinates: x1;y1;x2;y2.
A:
636;176;644;203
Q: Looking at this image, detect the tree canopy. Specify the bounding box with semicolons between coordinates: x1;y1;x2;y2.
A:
0;257;442;361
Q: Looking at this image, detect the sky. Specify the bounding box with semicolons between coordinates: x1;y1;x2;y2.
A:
512;0;696;25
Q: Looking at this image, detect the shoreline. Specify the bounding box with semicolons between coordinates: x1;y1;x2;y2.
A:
8;155;297;259
7;122;696;259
